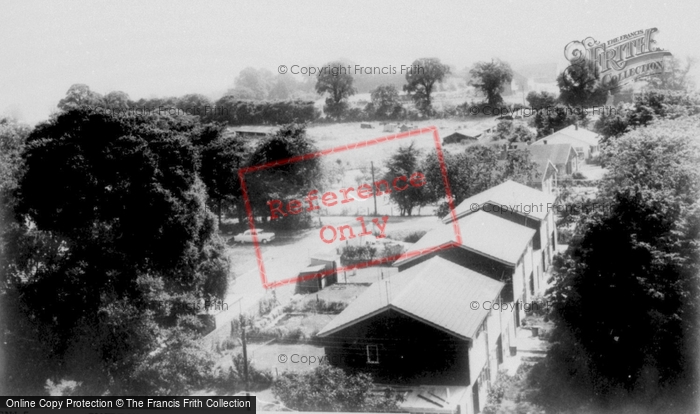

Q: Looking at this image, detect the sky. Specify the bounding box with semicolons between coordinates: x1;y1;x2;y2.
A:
1;0;699;124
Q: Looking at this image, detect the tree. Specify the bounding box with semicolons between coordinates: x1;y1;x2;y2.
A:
403;58;450;113
177;94;214;115
268;74;300;100
542;115;700;410
245;123;323;228
57;84;103;111
422;145;536;217
103;91;131;110
645;56;696;92
557;58;617;107
367;84;404;120
526;91;557;110
272;364;403;412
198;126;247;225
7;107;228;394
533;104;589;137
594;90;700;144
0;117;30;191
383;143;428;216
231;67;275;100
315;62;356;120
469;59;513;106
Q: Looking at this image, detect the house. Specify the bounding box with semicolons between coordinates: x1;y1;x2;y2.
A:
442;130;482;144
532;125;600;160
231;126;277;138
395;209;535;305
502;144;557;194
526;143;579;176
442;180;558;298
318;256;508;414
295;254;338;294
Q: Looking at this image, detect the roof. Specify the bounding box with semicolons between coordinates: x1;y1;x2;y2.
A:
317;256;504;340
231;126;277;135
396;209;536;267
446;180;557;222
443;130;481;140
533;125;599;147
299;264;326;274
526;143;575;166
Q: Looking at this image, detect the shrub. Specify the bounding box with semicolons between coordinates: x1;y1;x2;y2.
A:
258;295;278;316
557;227;574;244
380;243;405;261
231;353;273;391
572;171;587;179
220;337;237;350
403;230;427;243
340;245;377;265
303;299;348;314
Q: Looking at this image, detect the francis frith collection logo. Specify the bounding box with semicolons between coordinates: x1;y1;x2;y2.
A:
564;28;673;88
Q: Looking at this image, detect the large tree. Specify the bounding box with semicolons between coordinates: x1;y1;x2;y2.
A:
230;67;275;100
469;59;513;106
367;84;404;120
57;83;103;111
645;56;696;92
383;143;428;216
541;115;700;411
244;123;323;228
557;58;618;107
403;58;450;113
5;108;228;394
316;62;356;120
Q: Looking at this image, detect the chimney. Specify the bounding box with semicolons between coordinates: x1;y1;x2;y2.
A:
575;123;578;130
543;140;547;145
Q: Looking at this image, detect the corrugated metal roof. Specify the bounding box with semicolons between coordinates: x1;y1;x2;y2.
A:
446;180;556;222
398;210;535;267
317;256;504;340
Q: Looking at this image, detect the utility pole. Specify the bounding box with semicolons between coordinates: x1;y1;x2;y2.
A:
371;161;377;216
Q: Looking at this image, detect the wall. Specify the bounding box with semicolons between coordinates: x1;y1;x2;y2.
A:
323;308;471;386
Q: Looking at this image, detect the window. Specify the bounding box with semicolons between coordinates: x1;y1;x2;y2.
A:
366;345;379;364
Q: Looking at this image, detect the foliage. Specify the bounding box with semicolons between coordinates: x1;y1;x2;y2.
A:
316;62;356;120
5;107;228;394
197;126;247;224
645;56;697;92
544;115;700;409
557;58;617;107
422;145;537;217
340;245;377;264
366;84;404;120
258;295;279;316
383;143;429;216
594;90;700;143
403;230;427;243
230;353;274;390
469;59;514;106
302;299;348;314
208;96;319;125
403;58;450;113
526;91;557;110
532;104;589;137
380;243;405;262
230;67;275;101
272;364;403;412
56;84;104;111
127;322;217;395
244;123;322;227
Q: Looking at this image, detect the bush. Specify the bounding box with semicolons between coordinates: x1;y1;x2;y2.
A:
258;295;278;316
572;171;587;179
231;353;273;390
379;244;405;262
340;245;377;265
403;230;427;243
303;299;348;314
220;337;237;351
557;227;574;245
